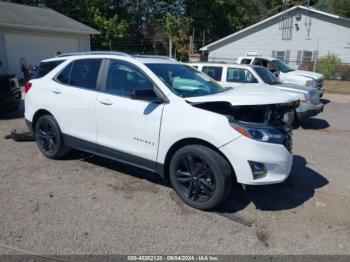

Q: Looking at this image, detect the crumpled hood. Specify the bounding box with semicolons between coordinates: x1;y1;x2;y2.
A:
288;70;324;80
186;84;300;106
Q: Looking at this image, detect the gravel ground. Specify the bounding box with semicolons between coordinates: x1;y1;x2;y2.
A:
0;93;349;256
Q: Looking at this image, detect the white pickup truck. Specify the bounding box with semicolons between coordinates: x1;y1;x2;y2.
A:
237;55;325;97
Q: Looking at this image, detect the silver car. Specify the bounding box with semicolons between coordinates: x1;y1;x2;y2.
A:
188;62;324;121
252;65;324;120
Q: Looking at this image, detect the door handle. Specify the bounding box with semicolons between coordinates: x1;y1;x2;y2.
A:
99;99;113;105
52;88;62;94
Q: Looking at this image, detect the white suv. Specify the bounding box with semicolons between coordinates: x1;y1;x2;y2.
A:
25;52;299;210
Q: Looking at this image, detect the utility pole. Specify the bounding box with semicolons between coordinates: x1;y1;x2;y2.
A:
313;38;320;72
202;30;206;54
192;27;195;54
169;36;172;58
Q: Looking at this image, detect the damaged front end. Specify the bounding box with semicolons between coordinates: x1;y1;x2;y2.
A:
191;100;299;152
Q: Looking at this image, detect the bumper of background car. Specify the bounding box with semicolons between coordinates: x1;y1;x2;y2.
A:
0;90;21;112
219;136;293;185
296;103;324;120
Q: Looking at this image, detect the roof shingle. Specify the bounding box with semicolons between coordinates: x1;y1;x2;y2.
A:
0;1;99;34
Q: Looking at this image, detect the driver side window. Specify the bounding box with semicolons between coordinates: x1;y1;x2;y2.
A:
105;60;154;97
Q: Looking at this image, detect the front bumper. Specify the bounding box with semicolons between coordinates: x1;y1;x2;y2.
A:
317;89;324;98
220;136;293;185
316;84;325;97
296;103;324;120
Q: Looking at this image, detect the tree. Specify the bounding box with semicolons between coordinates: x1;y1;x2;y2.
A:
330;0;350;18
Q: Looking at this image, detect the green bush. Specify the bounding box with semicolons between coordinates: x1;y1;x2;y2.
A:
316;54;342;80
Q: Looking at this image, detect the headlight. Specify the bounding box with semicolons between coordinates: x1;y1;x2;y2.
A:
305;79;316;88
300;93;310;104
309;90;320;104
231;124;285;144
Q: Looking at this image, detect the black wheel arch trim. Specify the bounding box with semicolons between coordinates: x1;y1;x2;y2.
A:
161;138;235;182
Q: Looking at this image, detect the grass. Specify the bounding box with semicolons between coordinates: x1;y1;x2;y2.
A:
325;80;350;95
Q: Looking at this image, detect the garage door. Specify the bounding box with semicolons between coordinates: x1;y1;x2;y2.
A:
5;32;80;79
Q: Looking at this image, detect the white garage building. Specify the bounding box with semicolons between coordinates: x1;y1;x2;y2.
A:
201;5;350;69
0;1;99;79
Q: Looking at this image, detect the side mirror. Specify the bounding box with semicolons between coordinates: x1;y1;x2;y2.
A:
130;89;164;103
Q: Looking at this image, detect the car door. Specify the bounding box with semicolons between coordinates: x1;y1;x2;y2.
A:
48;59;102;146
96;59;164;171
224;67;258;88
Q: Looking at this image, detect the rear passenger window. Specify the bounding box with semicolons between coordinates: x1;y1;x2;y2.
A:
69;59;102;89
33;60;64;79
240;59;252;64
227;68;258;83
202;66;223;81
105;60;154;97
56;63;72;84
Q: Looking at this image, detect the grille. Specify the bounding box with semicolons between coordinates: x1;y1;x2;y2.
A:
316;79;323;89
284;134;293;152
310;92;320;105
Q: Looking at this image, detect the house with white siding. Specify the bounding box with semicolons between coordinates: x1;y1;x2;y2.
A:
0;1;99;79
200;5;350;69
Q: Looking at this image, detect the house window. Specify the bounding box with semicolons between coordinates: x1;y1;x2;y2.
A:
302;51;313;63
297;50;315;64
276;51;285;61
272;50;290;63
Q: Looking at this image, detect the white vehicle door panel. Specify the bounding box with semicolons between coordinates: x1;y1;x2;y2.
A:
96;94;163;164
47;59;102;144
48;82;98;143
96;59;163;167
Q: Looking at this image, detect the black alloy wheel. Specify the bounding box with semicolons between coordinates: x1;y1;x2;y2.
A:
169;145;233;210
37;118;57;154
175;155;216;202
35;115;69;159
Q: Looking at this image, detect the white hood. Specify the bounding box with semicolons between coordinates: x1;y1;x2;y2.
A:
186;84;300;106
277;83;310;94
287;70;324;80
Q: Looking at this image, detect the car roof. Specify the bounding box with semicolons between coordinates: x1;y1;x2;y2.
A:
188;62;254;69
238;56;276;61
41;52;179;64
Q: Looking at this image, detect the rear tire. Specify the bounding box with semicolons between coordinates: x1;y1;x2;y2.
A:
169;144;233;210
35;115;69;159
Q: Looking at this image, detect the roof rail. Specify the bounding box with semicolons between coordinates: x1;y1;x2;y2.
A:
58;51;132;58
133;54;175;60
188;61;228;64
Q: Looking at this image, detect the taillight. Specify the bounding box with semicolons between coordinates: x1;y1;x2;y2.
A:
24;82;32;93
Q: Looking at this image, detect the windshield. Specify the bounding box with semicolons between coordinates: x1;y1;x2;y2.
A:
254;66;281;85
271;59;294;73
145;63;226;98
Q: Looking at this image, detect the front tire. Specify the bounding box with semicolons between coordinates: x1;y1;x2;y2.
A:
169;145;233;210
35;115;69;159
